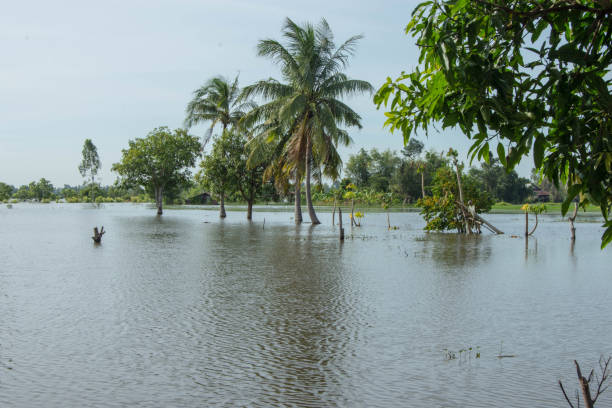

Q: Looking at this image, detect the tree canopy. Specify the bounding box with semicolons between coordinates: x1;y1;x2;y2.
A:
375;0;612;247
79;139;101;183
184;75;255;146
112;127;201;214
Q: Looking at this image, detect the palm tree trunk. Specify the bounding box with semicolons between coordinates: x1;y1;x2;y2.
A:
338;207;344;240
305;135;320;225
294;176;303;224
219;192;226;218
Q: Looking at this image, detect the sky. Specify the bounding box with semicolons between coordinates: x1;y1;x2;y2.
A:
0;0;534;187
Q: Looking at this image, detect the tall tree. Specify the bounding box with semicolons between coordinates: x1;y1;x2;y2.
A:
112;127;201;215
242;18;373;224
375;0;612;247
78;139;101;202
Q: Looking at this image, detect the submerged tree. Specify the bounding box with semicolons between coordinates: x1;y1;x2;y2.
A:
242;18;373;225
29;178;55;202
559;356;610;408
78;139;101;203
197;130;265;219
112;127;201;215
418;164;495;233
375;0;612;247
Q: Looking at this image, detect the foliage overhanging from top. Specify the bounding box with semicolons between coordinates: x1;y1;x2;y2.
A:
374;0;612;247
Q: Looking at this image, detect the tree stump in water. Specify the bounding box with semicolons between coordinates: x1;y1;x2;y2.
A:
92;226;105;243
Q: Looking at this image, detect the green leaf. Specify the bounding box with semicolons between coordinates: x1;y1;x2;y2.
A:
482;143;490;164
497;143;506;167
533;136;545;168
600;221;612;249
561;184;582;216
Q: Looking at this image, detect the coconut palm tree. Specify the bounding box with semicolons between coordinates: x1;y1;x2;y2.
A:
185;75;255;218
241;18;373;224
185;75;254;147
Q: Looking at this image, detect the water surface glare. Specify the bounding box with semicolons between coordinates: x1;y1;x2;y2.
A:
1;203;611;407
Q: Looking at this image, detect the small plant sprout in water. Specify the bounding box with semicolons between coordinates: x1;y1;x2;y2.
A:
349;211;364;227
381;192;398;230
522;203;546;236
443;346;480;361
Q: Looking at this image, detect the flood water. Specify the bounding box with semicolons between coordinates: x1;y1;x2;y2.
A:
1;203;611;407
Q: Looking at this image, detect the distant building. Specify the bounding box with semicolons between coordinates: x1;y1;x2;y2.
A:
185;192;217;205
530;185;551;202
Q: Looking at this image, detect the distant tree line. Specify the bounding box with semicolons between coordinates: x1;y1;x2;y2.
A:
340;140;539;205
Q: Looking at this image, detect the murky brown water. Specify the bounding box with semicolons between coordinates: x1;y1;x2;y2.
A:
1;203;611;407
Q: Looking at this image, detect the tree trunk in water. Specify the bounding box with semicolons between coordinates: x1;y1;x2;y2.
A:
569;202;578;241
455;201;504;234
525;212;529;237
576;361;595;408
305;136;320;224
156;186;163;215
338;207;344;240
387;212;390;229
247;200;253;221
294;179;303;224
421;172;425;199
351;199;356;227
219;192;226;218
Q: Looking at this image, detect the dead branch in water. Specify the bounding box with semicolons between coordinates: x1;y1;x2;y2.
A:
92;226;105;243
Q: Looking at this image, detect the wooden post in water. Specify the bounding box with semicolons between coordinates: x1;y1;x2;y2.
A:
338;207;344;241
92;226;105;243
